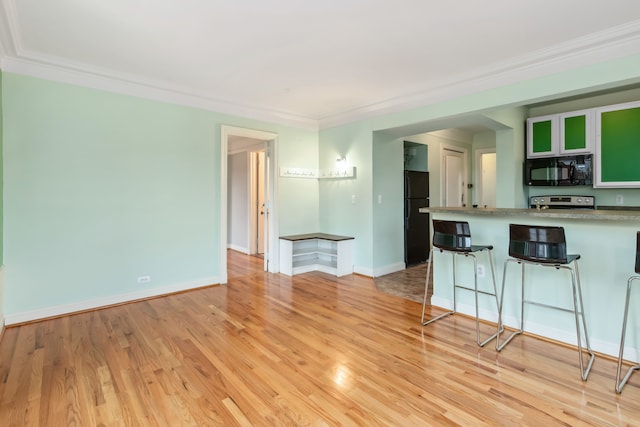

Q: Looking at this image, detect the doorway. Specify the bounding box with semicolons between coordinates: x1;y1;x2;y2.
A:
221;126;279;283
475;149;497;208
441;145;468;207
250;151;266;256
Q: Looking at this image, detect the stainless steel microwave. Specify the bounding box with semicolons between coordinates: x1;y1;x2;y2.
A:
524;154;592;186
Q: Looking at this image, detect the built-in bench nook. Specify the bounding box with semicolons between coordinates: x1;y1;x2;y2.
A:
279;233;354;277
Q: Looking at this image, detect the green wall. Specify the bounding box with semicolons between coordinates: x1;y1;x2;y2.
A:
0;69;3;266
372;132;404;275
2;73;318;317
0;69;4;330
318;53;640;275
3;51;640;319
318;122;373;274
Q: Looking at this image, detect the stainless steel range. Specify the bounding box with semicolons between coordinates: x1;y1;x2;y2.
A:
529;195;595;210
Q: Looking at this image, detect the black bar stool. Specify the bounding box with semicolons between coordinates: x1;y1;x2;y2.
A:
496;224;595;381
615;231;640;393
421;219;500;347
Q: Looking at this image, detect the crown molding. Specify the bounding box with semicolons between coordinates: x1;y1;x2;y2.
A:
0;2;14;68
318;19;640;129
2;0;640;133
1;55;320;130
0;0;319;129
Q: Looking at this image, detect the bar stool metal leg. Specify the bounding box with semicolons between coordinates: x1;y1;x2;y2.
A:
497;224;595;381
422;248;454;325
472;249;501;347
616;276;640;393
496;259;594;380
569;261;595;381
423;249;500;347
496;259;525;351
421;220;500;347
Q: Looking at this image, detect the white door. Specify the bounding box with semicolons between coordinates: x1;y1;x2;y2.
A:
443;148;466;207
256;151;265;254
480;152;497;208
250;150;266;255
263;140;276;272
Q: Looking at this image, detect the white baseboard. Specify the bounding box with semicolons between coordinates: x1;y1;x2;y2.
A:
227;244;249;254
430;296;499;324
353;265;373;277
0;265;4;337
372;262;406;278
4;276;221;326
430;296;637;360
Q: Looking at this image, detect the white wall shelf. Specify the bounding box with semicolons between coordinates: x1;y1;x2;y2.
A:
279;166;355;179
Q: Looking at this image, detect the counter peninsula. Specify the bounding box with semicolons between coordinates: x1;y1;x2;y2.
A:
419;206;640;361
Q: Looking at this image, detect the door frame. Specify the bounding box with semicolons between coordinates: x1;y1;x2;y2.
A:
474;147;496;208
221;125;279;283
440;144;468;207
249;150;265;255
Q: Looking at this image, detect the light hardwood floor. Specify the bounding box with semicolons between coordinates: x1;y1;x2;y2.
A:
1;250;639;426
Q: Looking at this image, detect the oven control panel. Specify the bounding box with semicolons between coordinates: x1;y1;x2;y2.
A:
530;195;595;209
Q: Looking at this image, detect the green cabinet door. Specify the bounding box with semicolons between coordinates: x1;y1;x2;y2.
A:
560;110;593;154
595;101;640;187
527;115;558;158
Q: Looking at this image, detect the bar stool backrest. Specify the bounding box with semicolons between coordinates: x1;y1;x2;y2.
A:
636;232;640;274
432;220;472;252
508;224;568;264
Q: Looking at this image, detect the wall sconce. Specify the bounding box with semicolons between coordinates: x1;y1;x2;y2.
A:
318;156;354;179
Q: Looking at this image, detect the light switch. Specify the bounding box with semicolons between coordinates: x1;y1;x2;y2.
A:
351;195;356;204
378;194;382;204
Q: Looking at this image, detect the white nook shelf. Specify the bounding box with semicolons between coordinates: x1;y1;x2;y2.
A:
279;233;354;277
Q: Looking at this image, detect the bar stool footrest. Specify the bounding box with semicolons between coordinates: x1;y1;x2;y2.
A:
422;309;454;326
581;350;595;381
616;364;640;393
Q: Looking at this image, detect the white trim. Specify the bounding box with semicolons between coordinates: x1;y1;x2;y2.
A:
319;20;640;129
354;265;374;277
440;144;469;207
249;151;259;255
266;139;280;273
474;147;496;208
2;5;639;130
372;262;406;278
228;139;265;155
430;296;498;324
430;297;637;360
4;276;221;326
1;55;319;131
221;126;279;281
0;265;5;336
227;243;250;254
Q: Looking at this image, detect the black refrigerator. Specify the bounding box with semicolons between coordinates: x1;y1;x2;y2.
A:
404;170;430;265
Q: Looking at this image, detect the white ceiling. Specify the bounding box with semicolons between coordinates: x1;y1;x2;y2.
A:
1;1;640;130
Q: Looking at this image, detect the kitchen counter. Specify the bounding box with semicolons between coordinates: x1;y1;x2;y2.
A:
419;206;640;221
421;205;640;359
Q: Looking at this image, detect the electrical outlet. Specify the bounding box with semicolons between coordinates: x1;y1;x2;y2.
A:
476;265;485;278
616;194;624;205
137;275;151;284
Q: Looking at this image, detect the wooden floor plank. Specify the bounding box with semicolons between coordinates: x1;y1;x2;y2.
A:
1;250;640;426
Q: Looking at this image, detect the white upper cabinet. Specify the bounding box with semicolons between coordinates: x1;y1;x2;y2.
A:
527;110;594;158
527;114;558;158
559;109;594;155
